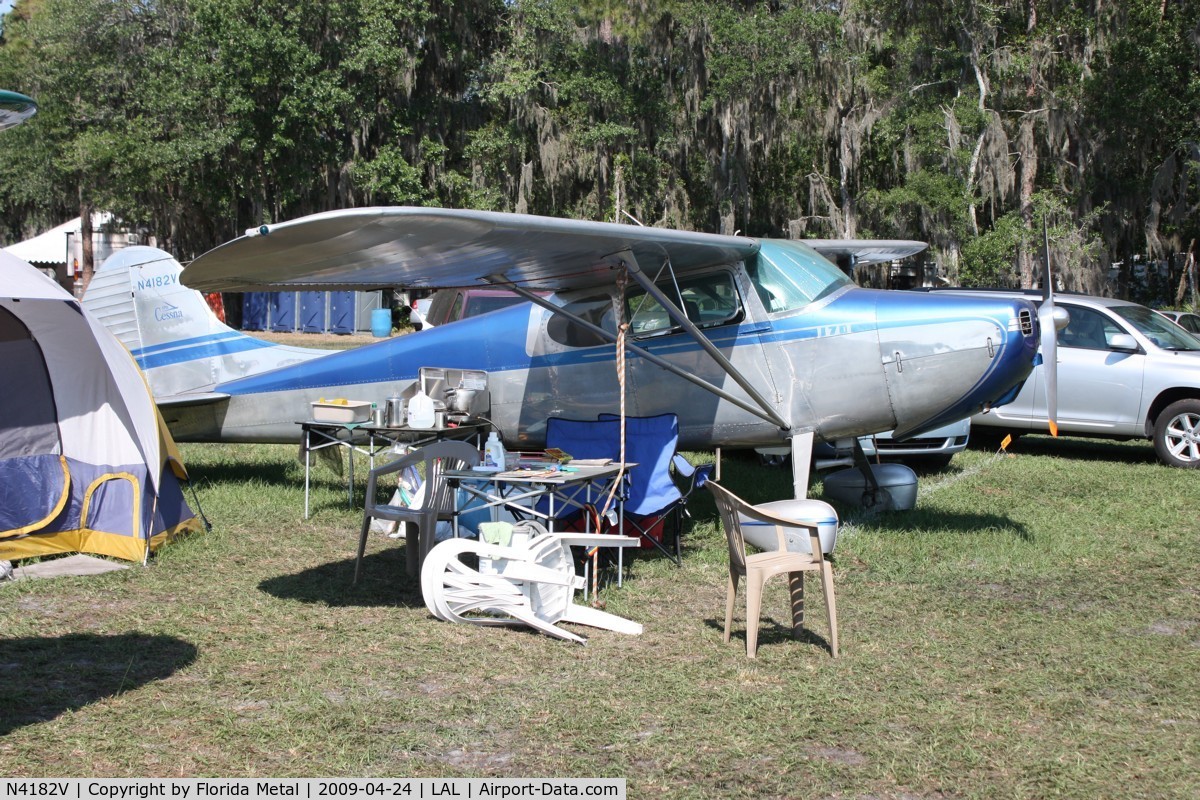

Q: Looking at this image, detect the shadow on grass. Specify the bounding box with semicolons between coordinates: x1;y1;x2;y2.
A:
0;633;197;736
187;459;300;491
258;547;425;608
187;448;367;515
967;434;1157;466
701;617;836;658
849;508;1032;541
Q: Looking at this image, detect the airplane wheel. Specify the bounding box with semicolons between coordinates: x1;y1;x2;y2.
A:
1153;399;1200;468
860;489;893;511
757;452;789;468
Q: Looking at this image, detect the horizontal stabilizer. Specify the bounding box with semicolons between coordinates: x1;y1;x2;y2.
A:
85;246;330;401
0;89;37;130
156;392;231;407
806;239;928;269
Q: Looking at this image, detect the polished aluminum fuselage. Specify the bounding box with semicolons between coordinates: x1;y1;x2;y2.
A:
163;266;1039;450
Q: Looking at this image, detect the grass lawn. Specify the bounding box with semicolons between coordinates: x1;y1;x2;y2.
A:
1;434;1197;798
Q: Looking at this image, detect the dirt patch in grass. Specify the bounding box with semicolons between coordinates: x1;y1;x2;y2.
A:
247;330;388;350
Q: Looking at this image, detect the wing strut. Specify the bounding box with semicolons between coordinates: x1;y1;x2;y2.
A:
494;255;791;431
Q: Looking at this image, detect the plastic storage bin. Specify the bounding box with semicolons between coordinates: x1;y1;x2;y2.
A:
311;400;372;424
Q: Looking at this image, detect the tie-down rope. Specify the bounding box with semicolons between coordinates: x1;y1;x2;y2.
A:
601;266;630;520
583;266;630;602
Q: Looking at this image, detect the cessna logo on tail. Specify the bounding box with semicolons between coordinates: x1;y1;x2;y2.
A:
153;301;182;321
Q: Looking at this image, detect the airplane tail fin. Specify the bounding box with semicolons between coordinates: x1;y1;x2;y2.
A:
84;246;329;399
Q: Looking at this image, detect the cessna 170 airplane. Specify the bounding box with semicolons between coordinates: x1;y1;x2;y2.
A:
85;207;1061;497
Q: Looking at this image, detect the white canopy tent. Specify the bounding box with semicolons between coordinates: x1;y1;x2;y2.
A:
3;213;114;266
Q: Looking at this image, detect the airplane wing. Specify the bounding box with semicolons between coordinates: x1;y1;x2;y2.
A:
182;207;761;293
805;239;927;268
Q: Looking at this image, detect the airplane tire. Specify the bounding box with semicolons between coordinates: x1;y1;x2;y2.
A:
1153;398;1200;468
757;452;789;468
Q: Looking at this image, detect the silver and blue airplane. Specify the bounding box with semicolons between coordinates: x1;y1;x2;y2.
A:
85;207;1059;495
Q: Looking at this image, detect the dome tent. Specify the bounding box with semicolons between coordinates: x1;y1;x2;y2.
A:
0;251;201;563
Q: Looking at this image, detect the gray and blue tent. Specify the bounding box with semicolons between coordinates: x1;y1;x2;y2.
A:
0;251;201;563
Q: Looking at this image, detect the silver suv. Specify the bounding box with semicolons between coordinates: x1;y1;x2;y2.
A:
934;290;1200;467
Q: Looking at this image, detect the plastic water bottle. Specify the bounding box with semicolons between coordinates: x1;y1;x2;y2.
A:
484;431;506;469
407;389;436;429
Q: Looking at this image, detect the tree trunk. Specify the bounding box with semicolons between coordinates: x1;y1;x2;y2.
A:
79;197;95;296
1017;111;1038;289
838;104;857;239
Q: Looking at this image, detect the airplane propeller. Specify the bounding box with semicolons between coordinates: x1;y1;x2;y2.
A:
1038;217;1067;436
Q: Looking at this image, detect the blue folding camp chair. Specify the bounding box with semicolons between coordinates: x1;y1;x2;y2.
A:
542;413;710;565
540;416;623;529
597;413;713;563
669;453;715;555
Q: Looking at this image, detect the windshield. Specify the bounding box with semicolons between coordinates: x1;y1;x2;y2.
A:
748;240;851;313
1112;304;1200;351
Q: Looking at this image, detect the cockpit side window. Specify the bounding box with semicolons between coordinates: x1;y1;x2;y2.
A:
624;270;742;337
545;294;615;348
749;240;852;313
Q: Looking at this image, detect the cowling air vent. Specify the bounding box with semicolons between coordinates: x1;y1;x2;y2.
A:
1019;308;1033;335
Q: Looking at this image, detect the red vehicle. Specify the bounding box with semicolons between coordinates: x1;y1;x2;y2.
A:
410;287;540;330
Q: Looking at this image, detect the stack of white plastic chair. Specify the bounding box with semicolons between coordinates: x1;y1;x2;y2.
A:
419;520;642;645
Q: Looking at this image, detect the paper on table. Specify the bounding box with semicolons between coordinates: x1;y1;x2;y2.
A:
496;469;560;479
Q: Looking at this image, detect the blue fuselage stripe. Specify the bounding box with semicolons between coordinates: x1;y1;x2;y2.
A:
214;291;1030;412
138;334;276;371
132;330;247;358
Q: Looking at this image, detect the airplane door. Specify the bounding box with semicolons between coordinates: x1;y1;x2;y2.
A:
1025;304;1146;434
622;270;782;445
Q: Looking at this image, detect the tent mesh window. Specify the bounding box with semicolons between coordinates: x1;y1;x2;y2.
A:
0;307;59;458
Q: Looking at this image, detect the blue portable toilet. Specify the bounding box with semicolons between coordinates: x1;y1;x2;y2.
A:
241;292;269;331
270;292;297;332
329;291;357;334
300;291;326;332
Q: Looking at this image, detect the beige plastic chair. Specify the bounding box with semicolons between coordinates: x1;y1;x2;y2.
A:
354;439;480;583
705;481;838;658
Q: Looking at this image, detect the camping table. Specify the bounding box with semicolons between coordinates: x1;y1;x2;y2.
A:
444;462;638;588
298;420;488;518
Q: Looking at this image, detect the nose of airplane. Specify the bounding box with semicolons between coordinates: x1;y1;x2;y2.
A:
876;291;1039;439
